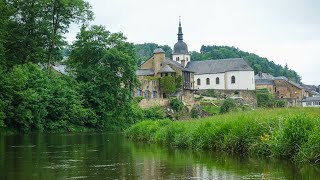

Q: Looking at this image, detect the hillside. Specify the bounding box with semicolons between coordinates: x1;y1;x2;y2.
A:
134;44;301;83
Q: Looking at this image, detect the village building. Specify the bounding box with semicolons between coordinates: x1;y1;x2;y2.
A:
135;20;194;108
135;19;257;108
301;97;320;107
255;72;309;106
186;58;255;91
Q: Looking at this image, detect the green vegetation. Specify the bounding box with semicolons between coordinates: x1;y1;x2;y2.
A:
135;43;172;65
126;108;320;163
0;1;139;132
256;89;286;108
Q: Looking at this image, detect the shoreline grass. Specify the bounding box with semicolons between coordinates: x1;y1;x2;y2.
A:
125;108;320;164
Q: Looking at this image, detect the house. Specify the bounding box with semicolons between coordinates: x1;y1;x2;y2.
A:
187;58;255;90
135;19;257;108
301;97;320;107
135;48;195;108
255;72;309;106
255;72;275;94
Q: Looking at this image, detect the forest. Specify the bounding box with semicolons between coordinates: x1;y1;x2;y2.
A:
0;0;140;132
135;44;301;83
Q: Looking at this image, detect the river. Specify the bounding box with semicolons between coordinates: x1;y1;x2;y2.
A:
0;133;319;179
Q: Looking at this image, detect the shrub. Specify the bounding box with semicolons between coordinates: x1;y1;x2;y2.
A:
220;98;236;113
144;106;166;120
169;98;184;112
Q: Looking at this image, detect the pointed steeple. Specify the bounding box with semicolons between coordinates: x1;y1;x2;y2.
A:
177;16;183;42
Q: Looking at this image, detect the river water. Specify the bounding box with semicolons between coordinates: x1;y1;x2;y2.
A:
0;133;319;179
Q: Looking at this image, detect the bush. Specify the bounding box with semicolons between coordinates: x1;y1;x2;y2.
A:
220;98;236;113
169;98;184;112
144;106;166;120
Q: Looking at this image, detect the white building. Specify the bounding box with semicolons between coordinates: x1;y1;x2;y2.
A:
171;19;255;91
301;97;320;107
186;58;255;90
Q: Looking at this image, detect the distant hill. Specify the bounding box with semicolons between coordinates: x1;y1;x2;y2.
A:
134;43;301;83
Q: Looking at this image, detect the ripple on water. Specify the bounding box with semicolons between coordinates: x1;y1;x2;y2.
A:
66;176;88;179
10;145;36;148
43;164;76;170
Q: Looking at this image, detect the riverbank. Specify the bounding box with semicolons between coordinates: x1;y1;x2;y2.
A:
125;108;320;164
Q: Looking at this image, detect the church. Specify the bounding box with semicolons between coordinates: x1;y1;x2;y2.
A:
135;19;255;107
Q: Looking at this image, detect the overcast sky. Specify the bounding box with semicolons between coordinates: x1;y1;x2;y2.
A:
66;0;320;85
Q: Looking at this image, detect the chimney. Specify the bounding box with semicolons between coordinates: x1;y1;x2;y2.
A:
153;48;165;75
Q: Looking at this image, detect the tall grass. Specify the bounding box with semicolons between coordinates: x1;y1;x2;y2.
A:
125;108;320;164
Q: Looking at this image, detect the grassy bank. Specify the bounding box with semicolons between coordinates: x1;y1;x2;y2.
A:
125;108;320;164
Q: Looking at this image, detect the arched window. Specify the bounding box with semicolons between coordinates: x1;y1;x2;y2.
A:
216;77;220;84
206;78;210;85
197;78;201;85
231;76;235;84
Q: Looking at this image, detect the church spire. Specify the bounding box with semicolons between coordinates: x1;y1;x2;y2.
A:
177;16;183;42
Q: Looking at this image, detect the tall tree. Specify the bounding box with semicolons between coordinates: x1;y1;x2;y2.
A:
3;0;93;69
43;0;93;67
68;25;138;129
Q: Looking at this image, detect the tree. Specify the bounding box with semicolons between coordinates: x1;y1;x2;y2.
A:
3;0;93;69
68;25;138;129
43;0;93;67
160;76;176;95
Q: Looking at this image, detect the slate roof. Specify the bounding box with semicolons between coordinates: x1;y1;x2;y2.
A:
273;76;304;89
136;69;154;76
153;48;165;54
301;97;320;102
255;73;274;80
255;79;275;85
173;41;189;55
164;58;193;72
186;58;253;75
159;65;175;73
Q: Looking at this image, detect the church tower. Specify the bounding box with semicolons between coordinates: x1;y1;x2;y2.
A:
172;18;190;67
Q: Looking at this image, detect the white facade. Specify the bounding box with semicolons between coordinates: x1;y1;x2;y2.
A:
302;101;320;107
194;71;255;90
172;54;190;67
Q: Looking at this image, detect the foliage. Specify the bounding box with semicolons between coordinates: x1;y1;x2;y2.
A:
160;76;176;95
3;0;93;69
67;25;138;129
134;43;172;65
202;106;220;116
144;106;166;120
126;108;320;163
191;45;301;83
220;98;237;113
256;89;286;108
0;63;94;132
169;98;184;112
175;75;183;90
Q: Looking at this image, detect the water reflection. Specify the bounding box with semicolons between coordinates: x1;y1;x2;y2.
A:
0;133;319;179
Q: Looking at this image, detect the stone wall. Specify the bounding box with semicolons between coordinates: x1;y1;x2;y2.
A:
139;98;169;109
196;89;257;107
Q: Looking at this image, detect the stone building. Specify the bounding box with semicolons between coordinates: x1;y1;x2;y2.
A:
255;72;309;106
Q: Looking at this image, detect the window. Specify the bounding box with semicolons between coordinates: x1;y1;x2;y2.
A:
153;91;157;98
231;76;235;84
197;78;201;85
306;102;312;106
144;91;149;99
206;78;210;85
186;57;189;61
136;89;142;97
176;57;179;61
216;77;220;85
